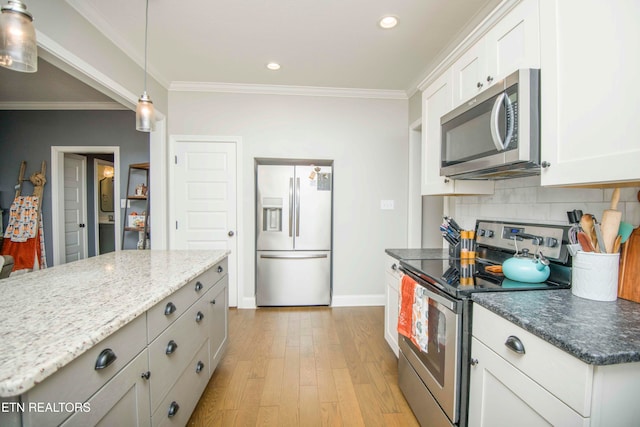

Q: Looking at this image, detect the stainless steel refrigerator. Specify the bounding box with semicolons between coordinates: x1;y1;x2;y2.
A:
256;163;332;306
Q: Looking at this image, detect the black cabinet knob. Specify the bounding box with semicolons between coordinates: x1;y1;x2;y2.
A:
196;361;205;374
164;302;177;316
195;281;203;292
195;311;204;323
166;340;178;355
95;348;117;370
217;265;224;273
168;401;180;418
141;371;151;380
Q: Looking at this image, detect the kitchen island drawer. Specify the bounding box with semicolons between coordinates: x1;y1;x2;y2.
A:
472;304;592;415
148;295;210;410
22;315;147;427
151;340;210;427
147;260;224;342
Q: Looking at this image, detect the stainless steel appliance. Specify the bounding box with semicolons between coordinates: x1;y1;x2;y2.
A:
440;69;540;180
398;220;572;427
256;161;333;306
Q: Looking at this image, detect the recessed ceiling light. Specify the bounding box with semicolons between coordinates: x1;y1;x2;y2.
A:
266;62;281;71
379;15;398;29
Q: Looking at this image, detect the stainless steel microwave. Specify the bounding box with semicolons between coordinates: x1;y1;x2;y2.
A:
440;68;540;180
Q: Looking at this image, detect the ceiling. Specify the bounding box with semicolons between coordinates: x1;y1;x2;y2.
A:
0;0;502;105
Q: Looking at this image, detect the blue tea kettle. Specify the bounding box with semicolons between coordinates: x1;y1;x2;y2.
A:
502;248;551;283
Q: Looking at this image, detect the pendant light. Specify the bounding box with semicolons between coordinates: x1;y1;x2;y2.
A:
0;0;37;72
136;0;155;132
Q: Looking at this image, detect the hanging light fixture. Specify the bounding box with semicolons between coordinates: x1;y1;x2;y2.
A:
136;0;155;132
0;0;37;72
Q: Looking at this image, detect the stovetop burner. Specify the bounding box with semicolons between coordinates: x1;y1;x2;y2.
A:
399;220;573;299
400;258;570;299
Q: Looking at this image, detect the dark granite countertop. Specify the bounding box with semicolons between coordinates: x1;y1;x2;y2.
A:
473;290;640;366
385;248;450;260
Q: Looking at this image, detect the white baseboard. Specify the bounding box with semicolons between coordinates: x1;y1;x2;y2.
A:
235;294;385;308
331;294;385;307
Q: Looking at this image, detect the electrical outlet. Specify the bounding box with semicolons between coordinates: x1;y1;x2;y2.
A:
380;200;395;210
121;199;130;209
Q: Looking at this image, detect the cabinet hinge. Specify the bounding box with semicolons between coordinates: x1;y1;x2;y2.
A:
174;155;178;165
175;221;178;230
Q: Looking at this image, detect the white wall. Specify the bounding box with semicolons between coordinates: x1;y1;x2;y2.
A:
451;176;640;230
169;91;409;306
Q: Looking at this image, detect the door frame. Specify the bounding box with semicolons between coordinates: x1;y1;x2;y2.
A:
51;146;121;266
168;135;244;308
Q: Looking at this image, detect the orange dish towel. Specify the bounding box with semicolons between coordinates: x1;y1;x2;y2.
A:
398;274;416;339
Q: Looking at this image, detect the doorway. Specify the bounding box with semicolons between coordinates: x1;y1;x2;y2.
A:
51;146;121;265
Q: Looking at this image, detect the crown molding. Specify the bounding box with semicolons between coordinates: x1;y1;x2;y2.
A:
0;102;127;110
169;81;408;100
65;0;170;89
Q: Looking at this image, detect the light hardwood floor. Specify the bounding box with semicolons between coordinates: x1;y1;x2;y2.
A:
188;306;419;426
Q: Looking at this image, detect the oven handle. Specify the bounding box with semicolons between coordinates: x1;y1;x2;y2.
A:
399;266;459;312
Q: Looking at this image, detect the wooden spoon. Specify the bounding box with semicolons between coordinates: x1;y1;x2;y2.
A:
577;231;596;252
613;234;622;253
580;214;599;252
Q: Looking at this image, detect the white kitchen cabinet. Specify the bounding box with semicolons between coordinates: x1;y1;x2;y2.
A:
60;349;151;427
421;71;494;195
469;304;640;427
539;0;640;186
384;255;402;356
452;0;540;107
21;315;148;427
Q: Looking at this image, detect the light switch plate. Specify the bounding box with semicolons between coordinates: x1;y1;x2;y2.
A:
380;200;394;210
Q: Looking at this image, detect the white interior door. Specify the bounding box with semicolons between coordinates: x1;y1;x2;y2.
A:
63;154;87;263
171;140;238;306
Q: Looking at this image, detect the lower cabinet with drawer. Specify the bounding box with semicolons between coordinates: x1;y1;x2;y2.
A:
469;304;640;427
15;256;228;427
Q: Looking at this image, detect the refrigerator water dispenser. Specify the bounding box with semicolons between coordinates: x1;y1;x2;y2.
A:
262;197;283;232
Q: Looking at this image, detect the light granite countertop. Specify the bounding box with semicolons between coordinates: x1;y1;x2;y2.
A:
0;250;228;397
473;290;640;366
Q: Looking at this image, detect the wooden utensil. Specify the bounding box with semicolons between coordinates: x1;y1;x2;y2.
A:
613;234;622;253
577;231;596;252
618;227;640;303
601;188;622;253
580;214;599;252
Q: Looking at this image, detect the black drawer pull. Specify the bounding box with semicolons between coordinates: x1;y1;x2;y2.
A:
195;281;203;292
164;302;177;316
168;401;180;418
210;299;216;305
95;348;117;370
141;371;151;380
166;340;178;355
217;265;224;273
505;335;526;354
196;361;205;374
196;311;204;323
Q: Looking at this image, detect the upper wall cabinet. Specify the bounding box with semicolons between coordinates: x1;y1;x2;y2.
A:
421;71;494;195
452;0;540;107
539;0;640;186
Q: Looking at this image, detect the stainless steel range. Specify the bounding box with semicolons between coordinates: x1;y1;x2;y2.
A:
398;220;572;427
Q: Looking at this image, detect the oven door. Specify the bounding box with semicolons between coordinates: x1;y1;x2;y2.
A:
398;275;461;424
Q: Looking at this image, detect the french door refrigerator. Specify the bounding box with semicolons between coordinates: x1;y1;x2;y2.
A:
256;163;332;306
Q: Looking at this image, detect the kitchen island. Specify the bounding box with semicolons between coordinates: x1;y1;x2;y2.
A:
0;250;229;426
470;290;640;426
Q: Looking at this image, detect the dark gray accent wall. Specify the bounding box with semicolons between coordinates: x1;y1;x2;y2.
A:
0;110;149;266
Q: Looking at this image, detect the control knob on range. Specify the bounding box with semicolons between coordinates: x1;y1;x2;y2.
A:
486;230;495;238
544;237;559;248
478;229;486;237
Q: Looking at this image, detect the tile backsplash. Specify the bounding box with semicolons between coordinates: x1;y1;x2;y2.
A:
452;176;640;230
